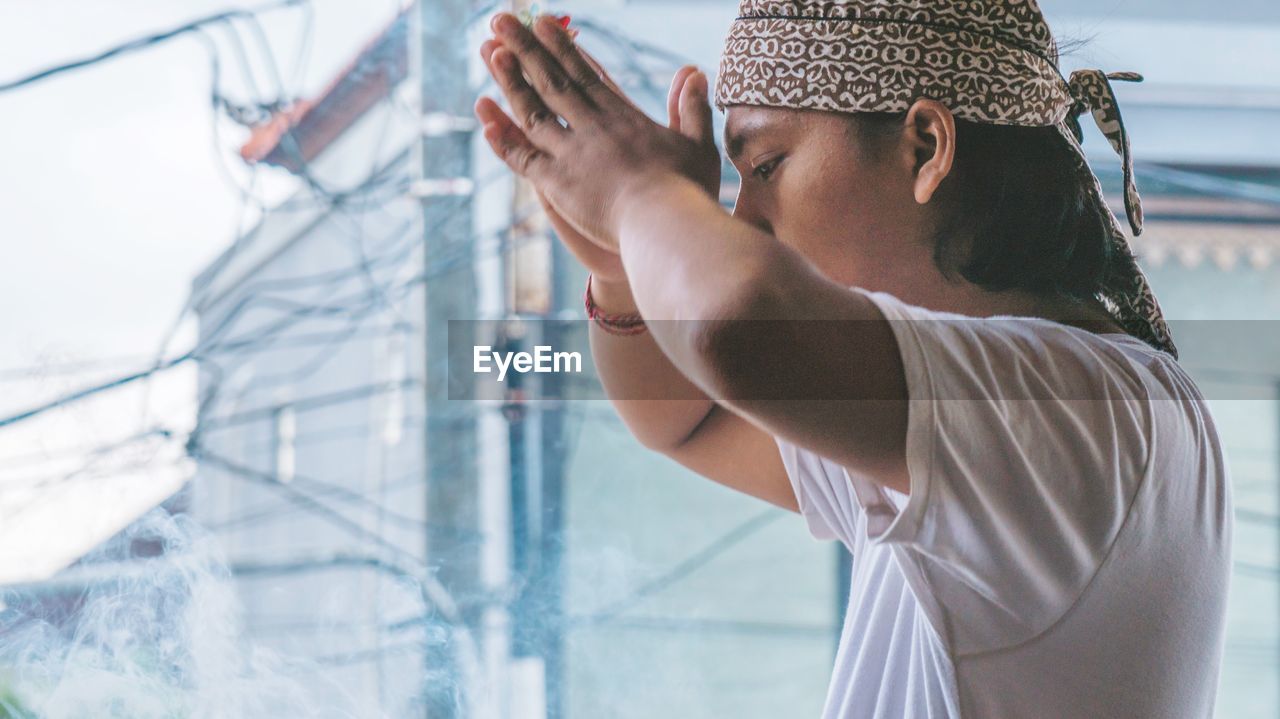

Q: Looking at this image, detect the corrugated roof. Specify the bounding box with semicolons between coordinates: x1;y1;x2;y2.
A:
240;8;409;171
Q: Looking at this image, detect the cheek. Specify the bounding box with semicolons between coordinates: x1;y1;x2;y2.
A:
776;158;884;246
770;152;919;286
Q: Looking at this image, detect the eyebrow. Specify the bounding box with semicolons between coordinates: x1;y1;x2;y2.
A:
725;116;777;162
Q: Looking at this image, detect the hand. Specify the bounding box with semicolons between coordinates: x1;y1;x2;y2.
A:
479;35;716;284
474;13;721;253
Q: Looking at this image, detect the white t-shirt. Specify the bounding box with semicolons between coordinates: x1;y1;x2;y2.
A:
775;287;1234;719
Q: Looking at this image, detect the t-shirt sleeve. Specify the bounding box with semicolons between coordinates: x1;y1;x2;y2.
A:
774;433;862;551
848;287;1155;654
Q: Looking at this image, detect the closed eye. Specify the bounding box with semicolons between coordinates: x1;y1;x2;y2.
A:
752;155;783;181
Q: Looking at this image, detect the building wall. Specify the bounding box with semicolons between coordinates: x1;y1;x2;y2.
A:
192;135;431;713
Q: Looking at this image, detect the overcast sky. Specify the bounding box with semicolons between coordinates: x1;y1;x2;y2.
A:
0;0;409;581
0;0;406;368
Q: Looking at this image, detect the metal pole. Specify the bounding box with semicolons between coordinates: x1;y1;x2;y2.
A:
539;124;571;719
835;544;852;657
414;0;483;716
536;319;567;719
496;2;571;717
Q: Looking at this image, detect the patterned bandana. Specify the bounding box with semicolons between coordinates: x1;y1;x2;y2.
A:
714;0;1177;358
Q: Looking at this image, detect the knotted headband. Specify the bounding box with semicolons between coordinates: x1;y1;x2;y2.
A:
714;0;1177;357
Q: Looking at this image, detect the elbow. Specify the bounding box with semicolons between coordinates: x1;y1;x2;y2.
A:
687;271;786;402
630;416;697;453
691;319;765;402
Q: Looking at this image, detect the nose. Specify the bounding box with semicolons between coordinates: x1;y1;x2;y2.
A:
730;184;773;236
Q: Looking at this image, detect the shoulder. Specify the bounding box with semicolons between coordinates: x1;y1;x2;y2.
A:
851;287;1156;402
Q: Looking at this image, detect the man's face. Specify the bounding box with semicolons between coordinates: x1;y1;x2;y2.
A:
723;105;931;291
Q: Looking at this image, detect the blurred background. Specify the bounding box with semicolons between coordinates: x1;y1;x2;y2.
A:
1;1;1278;717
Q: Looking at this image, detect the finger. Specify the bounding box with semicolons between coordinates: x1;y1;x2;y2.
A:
577;45;643;114
476;97;552;180
679;70;715;145
488;46;569;147
474;94;509;127
528;15;629;114
491;12;595;121
666;65;698;133
489;35;641;117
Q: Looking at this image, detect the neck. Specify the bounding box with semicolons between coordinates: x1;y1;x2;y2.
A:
861;263;1126;336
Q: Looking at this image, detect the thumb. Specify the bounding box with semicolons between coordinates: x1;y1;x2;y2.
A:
666;65;697;133
678;70;714;146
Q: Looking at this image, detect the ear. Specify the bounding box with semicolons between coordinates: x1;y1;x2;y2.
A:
902;99;956;205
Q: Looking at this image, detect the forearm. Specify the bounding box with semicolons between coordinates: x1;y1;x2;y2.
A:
587;275;716;451
592;174;798;449
615;174;794;397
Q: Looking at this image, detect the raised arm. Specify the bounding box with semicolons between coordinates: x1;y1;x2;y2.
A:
478;32;796;508
614;176;912;494
474;12;909;496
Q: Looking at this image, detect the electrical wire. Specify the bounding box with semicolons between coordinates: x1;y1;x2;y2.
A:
0;182;530;433
0;0;308;95
195;447;488;543
576;508;787;625
190;442;433;570
0;5;670;443
0;7;812;704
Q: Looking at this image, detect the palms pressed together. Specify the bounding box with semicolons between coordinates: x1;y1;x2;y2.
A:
475;13;721;286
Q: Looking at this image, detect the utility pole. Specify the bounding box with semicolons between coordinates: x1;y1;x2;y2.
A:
412;1;570;715
412;0;486;716
501;1;570;716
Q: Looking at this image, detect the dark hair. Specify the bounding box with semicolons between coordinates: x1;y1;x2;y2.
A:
852;112;1114;304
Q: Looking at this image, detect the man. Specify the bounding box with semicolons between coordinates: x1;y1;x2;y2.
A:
475;1;1232;716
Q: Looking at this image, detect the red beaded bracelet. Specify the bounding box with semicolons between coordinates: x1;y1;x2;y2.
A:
584;273;648;336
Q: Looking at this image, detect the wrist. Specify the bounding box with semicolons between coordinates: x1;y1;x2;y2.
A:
585;273;647;336
611;172;700;245
589;274;639;314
